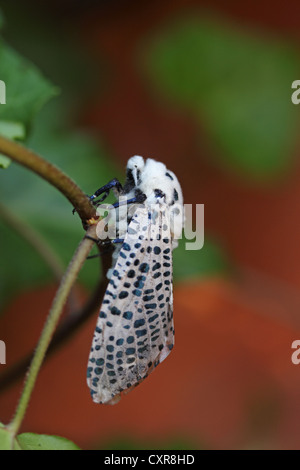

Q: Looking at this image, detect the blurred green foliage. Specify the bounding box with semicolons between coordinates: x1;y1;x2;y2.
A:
100;435;200;450
0;14;58;168
0;41;58;128
144;16;300;180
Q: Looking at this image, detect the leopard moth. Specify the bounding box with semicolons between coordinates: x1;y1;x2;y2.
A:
87;156;184;404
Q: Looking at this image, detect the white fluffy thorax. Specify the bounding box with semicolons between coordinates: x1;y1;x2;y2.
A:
126;156;183;207
124;156;184;244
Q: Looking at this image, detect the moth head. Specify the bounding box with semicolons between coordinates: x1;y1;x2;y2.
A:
126;155;145;186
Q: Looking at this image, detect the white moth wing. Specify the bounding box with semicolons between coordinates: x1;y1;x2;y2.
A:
87;205;174;404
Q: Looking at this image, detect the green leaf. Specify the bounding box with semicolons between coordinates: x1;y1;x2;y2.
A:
17;433;80;450
0;40;59;128
0;121;25;168
0;38;58;171
144;16;300;181
0;424;80;450
0;423;13;450
173;238;230;281
0;154;10;169
0;120;25;140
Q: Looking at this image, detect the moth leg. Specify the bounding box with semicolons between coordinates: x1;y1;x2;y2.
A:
85;234;102;260
84;234;100;244
89;178;123;205
112;193;146;209
86;246;114;259
102;238;125;245
71;191;107;215
85;235;124;246
85;237;123;260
